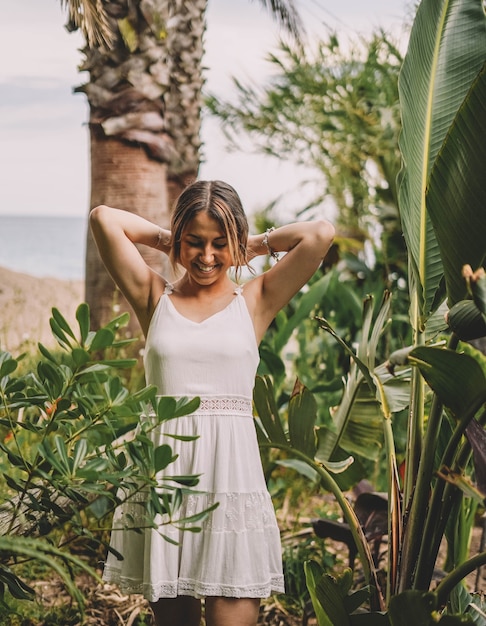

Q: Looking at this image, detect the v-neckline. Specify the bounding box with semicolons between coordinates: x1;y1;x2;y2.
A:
165;289;241;325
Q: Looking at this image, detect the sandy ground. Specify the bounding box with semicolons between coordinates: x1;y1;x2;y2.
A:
0;266;84;354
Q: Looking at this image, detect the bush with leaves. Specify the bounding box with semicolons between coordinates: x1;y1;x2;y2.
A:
0;304;208;616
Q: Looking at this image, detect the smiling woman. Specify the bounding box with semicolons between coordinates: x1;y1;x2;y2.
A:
89;178;335;626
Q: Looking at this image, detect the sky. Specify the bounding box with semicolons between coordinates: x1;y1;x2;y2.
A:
0;0;412;218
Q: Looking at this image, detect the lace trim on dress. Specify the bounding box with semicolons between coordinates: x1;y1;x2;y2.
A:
197;396;252;414
149;395;252;416
102;569;285;600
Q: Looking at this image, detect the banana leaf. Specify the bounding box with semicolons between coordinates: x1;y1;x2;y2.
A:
397;0;486;329
408;346;486;416
427;63;486;307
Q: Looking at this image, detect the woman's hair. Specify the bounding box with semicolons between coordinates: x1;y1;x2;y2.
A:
170;180;249;278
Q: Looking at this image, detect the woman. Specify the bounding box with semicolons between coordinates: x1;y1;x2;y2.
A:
90;180;334;626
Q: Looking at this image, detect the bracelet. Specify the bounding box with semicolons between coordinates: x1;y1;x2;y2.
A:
155;228;163;249
262;227;280;262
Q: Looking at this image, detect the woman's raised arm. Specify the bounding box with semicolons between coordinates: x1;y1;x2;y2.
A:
89;205;170;327
246;220;335;341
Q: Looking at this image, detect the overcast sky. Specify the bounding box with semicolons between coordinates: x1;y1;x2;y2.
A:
0;0;412;218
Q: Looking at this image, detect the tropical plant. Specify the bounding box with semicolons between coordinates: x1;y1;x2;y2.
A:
206;30;404;244
252;0;486;622
210;29;412;361
0;305;207;617
58;0;303;331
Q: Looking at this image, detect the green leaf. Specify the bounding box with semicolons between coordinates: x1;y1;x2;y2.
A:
288;382;317;457
38;343;58;363
305;560;335;626
258;344;286;380
276;458;318;482
0;355;17;379
273;271;333;353
304;560;351;626
90;328;115;351
322;456;355;475
104;311;131;333
98;358;137;369
51;307;76;340
397;0;486;328
0;565;35;600
76;302;90;345
409;346;486;416
154;444;175;472
156;396;177;420
173;397;200;418
253;376;287;445
427;63;486;307
72;438;88;473
49;317;72;348
72;347;90;368
54;435;71;472
0;535;100;610
386;590;473;625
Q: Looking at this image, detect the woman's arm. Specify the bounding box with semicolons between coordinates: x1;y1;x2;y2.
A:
246;220;335;341
89;205;170;326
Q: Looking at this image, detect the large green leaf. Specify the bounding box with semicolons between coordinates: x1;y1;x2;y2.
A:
304;561;352;626
253;375;287;444
288;381;317;457
273;271;333;353
397;0;486;329
408;346;486;416
427;63;486;306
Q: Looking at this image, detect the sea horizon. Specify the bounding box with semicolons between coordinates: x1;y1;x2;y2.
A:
0;214;87;281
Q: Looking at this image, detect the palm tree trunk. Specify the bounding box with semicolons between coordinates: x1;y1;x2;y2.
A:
70;0;298;330
86;127;169;333
77;0;206;331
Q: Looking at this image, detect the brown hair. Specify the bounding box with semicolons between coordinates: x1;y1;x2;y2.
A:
170;180;249;278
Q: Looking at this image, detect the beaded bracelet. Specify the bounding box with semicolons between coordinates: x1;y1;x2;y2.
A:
262;227;280;262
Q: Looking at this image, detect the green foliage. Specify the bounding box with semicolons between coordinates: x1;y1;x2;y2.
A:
251;2;486;620
207;30;403;238
0;304;207;616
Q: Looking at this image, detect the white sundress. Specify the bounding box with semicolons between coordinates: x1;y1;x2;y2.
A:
102;284;285;601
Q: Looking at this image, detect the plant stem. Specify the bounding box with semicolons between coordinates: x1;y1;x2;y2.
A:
398;329;425;592
435;551;486;607
414;396;485;590
383;416;401;600
261;441;385;610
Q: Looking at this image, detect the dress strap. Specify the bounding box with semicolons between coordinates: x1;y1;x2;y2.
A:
233;284;243;296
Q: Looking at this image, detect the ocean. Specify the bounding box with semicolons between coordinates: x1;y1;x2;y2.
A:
0;215;87;280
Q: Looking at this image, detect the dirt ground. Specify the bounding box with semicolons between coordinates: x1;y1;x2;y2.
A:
0;265;84;354
20;521;486;626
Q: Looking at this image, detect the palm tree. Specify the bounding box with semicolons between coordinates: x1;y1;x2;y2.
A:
61;0;302;332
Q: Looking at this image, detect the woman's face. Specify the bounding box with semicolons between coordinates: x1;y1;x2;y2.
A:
179;211;233;285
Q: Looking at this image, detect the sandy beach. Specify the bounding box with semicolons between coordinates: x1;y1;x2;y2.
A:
0;266;84;354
